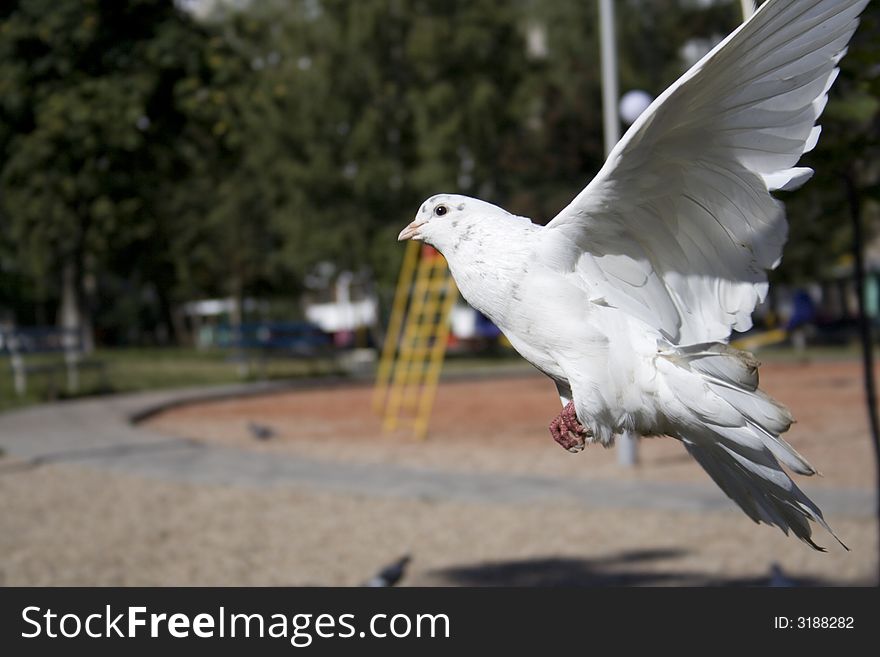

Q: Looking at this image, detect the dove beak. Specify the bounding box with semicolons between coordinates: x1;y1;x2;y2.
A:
397;219;425;242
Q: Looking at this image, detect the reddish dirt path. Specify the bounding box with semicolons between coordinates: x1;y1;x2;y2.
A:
147;359;876;489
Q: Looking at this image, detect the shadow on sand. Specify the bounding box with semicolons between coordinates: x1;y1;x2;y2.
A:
428;549;832;587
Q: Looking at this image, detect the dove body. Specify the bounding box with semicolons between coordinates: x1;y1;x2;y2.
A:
400;194;663;445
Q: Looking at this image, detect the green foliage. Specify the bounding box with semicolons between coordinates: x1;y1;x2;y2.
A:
0;0;209;336
1;0;877;345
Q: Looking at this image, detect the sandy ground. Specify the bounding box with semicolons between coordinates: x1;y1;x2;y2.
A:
0;358;877;586
0;463;875;586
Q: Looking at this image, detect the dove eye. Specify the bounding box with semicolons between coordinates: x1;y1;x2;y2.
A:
434;205;448;217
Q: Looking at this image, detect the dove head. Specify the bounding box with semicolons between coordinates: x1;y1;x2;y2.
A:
398;194;514;255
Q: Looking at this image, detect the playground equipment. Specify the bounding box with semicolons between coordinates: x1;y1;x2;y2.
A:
373;241;458;439
731;328;788;352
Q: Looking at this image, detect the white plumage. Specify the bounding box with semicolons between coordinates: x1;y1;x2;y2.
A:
398;0;869;549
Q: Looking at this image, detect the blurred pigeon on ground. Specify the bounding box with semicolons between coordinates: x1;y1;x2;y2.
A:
399;0;868;550
768;563;797;587
247;421;276;441
363;555;411;587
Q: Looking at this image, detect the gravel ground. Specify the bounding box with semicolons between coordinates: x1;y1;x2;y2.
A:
0;358;876;586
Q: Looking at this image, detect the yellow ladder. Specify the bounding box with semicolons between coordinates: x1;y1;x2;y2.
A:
731;328;787;351
373;241;458;439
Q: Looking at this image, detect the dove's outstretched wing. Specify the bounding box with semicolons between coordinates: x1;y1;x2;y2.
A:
545;0;868;345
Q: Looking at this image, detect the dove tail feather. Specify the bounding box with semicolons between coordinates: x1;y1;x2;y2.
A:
660;343;845;550
682;437;844;551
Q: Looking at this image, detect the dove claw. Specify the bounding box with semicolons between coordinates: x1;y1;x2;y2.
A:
565;431;585;453
549;402;591;452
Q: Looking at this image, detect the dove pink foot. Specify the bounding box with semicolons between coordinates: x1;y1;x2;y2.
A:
549;401;591;453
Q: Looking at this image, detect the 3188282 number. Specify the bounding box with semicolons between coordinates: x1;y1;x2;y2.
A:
797;617;854;629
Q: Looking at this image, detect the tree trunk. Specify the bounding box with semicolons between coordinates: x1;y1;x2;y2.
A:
59;260;80;335
59;258;94;353
81;255;96;352
155;279;189;346
230;271;244;331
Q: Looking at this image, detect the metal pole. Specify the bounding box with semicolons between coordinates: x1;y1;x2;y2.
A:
599;0;636;466
740;0;756;20
845;170;880;584
598;0;620;157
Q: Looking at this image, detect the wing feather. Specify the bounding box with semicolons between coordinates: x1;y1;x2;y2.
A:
544;0;869;344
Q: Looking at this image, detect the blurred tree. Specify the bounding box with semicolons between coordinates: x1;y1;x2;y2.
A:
0;0;210;347
191;0;537;303
159;11;281;332
263;0;534;290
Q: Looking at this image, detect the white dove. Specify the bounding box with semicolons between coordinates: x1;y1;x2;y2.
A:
398;0;870;549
